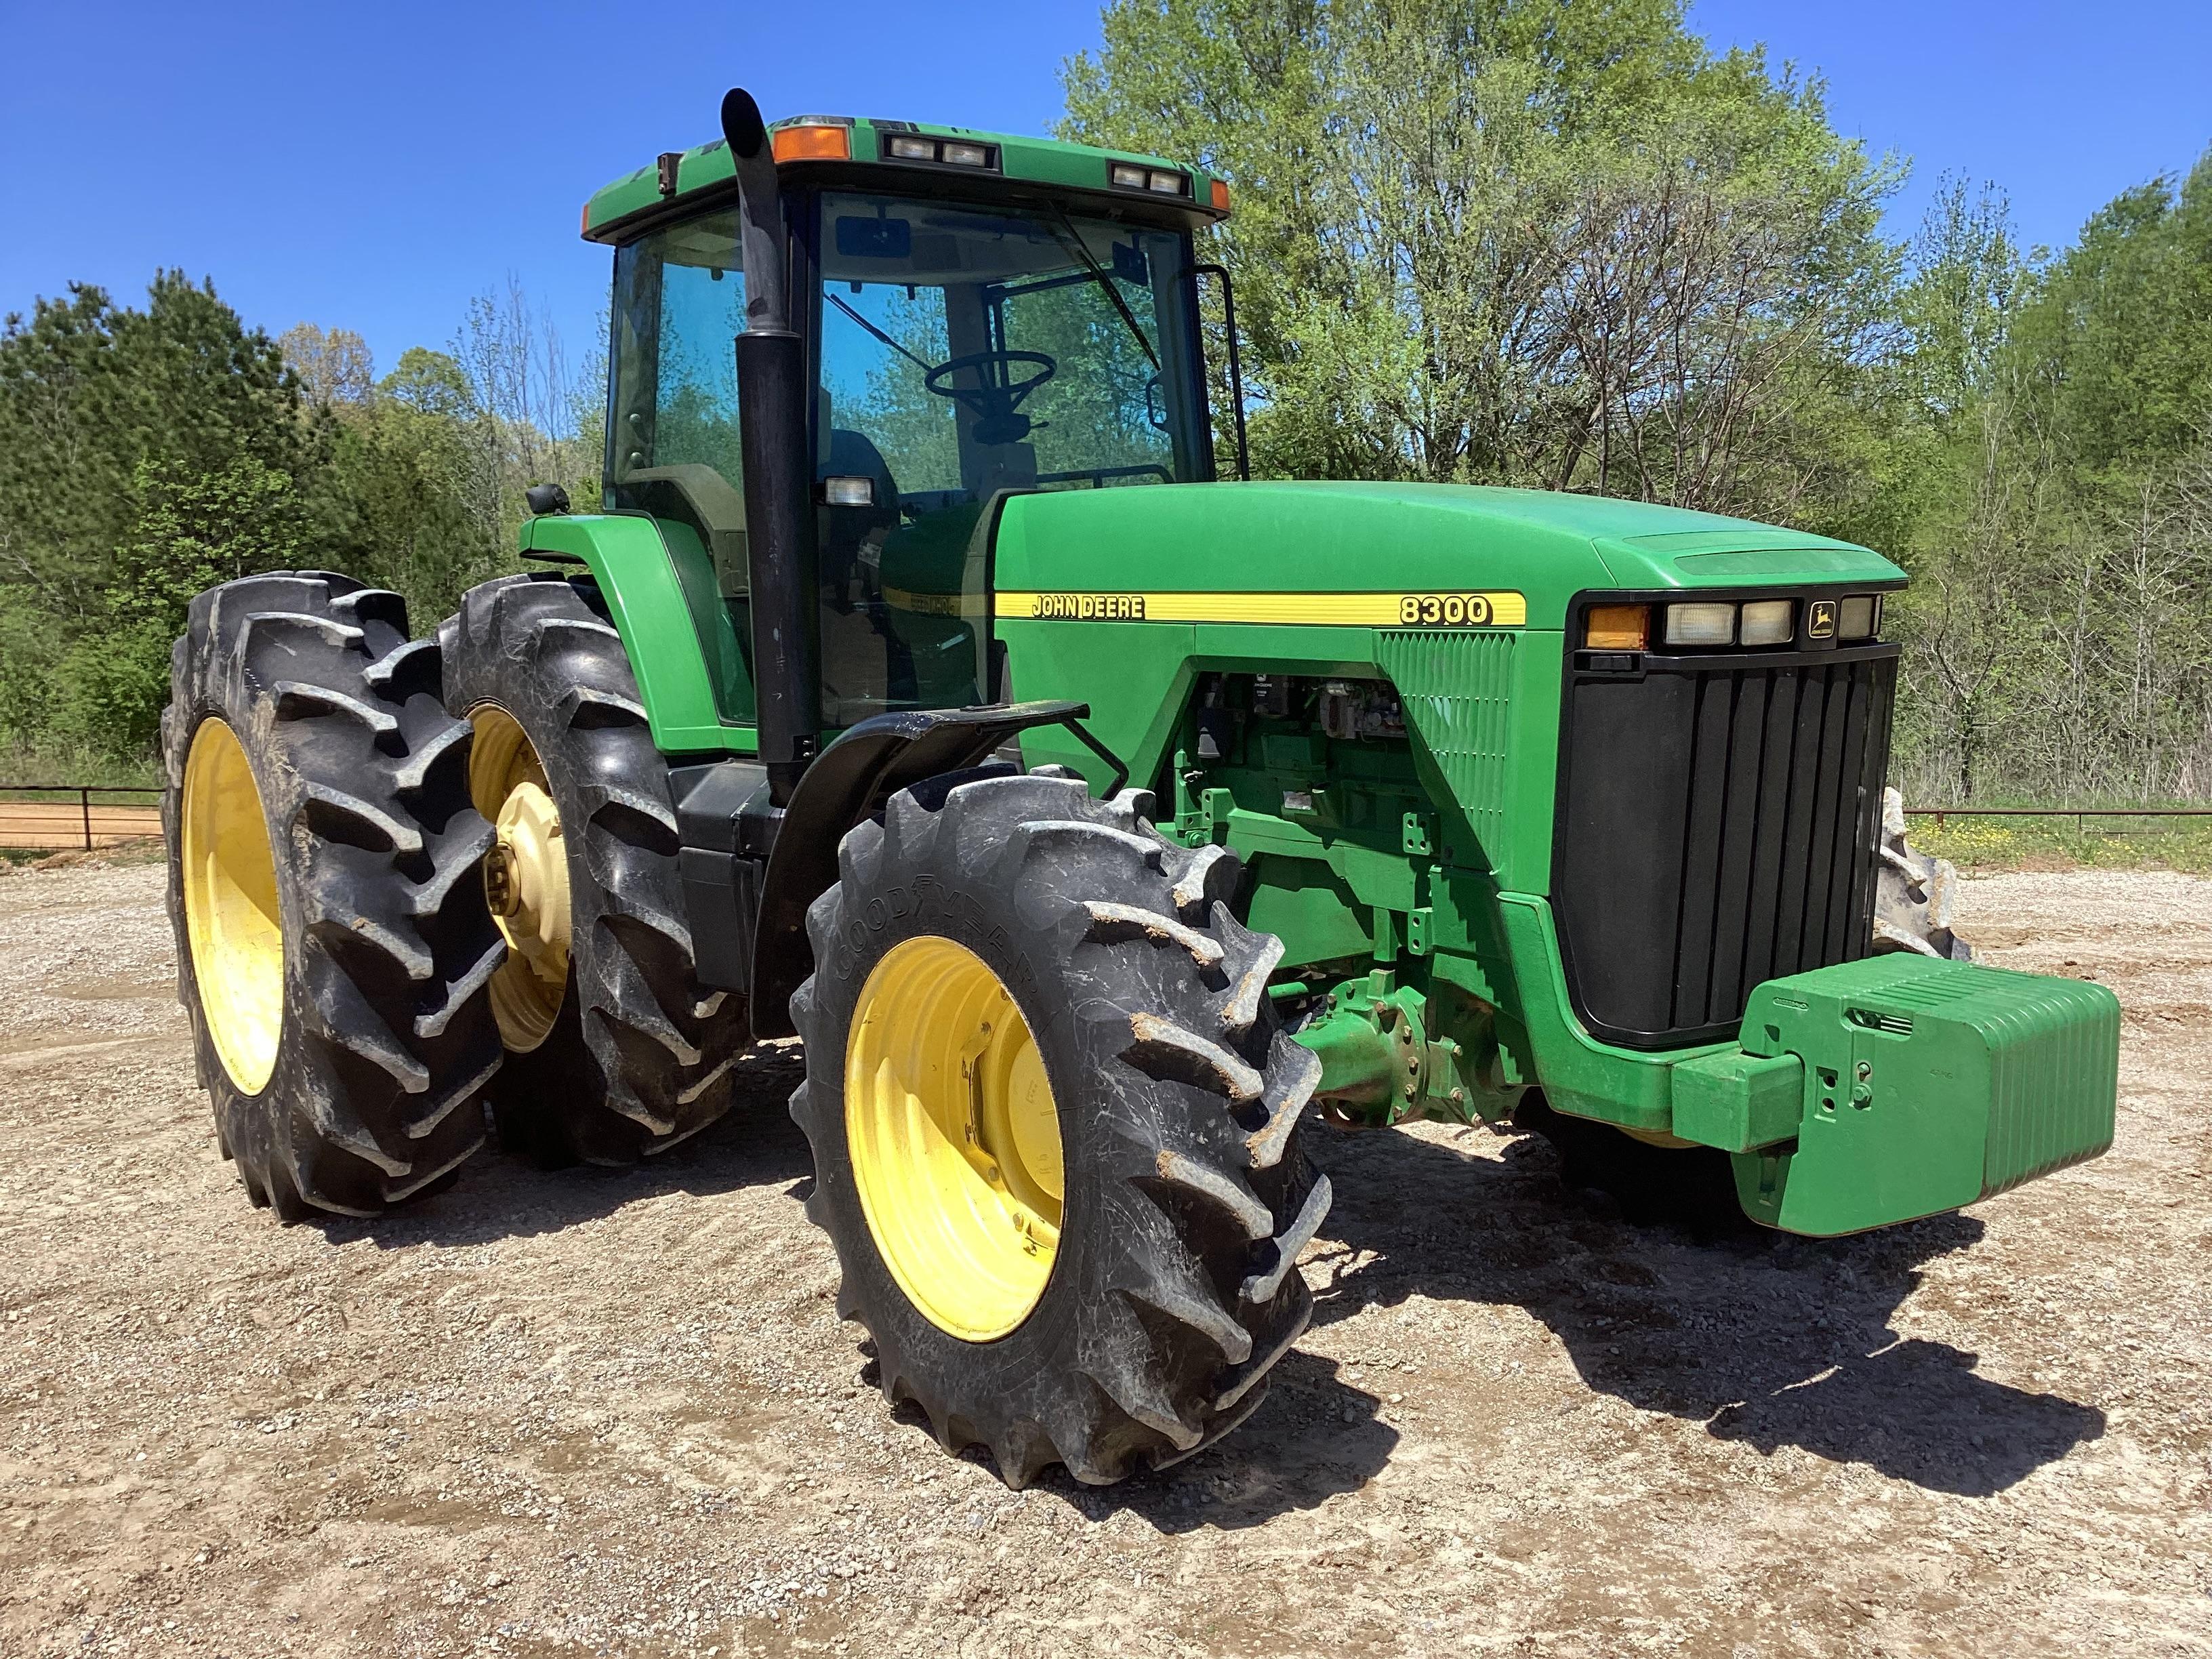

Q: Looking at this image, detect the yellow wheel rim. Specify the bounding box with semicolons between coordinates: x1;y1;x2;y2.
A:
846;937;1065;1341
466;707;571;1053
180;718;284;1094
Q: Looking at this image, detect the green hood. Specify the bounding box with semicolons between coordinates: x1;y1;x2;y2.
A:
994;482;1902;628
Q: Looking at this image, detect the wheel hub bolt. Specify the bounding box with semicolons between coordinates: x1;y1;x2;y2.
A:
483;842;521;918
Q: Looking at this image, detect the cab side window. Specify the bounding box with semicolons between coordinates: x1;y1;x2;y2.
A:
607;217;756;721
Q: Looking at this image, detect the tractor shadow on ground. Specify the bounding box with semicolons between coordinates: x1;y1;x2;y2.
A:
1297;1120;2105;1498
315;1044;819;1250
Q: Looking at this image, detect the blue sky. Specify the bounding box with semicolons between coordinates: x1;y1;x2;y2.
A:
2;0;2206;383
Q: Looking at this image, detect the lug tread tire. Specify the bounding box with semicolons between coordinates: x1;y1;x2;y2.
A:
438;574;747;1165
161;572;501;1219
1874;787;1974;962
1512;1092;1750;1235
790;774;1327;1488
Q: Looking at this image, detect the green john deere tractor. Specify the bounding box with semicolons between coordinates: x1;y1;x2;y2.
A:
161;89;2121;1487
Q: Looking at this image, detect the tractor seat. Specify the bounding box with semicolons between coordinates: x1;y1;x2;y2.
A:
818;427;907;720
821;427;901;594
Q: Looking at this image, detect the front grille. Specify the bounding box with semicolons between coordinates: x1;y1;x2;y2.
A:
1553;651;1896;1048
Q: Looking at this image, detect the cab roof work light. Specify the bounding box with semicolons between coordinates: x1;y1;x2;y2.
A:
1109;161;1190;197
882;131;998;169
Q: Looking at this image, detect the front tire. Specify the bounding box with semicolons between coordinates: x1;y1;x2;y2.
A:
791;774;1330;1487
1513;1092;1749;1234
1874;787;1973;960
161;573;503;1218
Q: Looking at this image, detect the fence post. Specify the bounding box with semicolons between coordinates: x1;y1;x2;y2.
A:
80;787;91;853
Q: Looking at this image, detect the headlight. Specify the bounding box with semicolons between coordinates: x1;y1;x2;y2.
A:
941;142;989;168
888;135;936;162
1739;599;1795;646
1838;594;1881;640
1664;602;1736;647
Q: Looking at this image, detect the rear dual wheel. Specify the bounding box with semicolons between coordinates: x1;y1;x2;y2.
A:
439;575;749;1164
792;773;1331;1486
163;573;504;1218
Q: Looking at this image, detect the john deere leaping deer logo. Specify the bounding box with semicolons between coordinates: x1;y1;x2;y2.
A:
1807;598;1838;639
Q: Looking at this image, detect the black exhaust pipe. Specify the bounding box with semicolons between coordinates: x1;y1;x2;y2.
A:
721;87;821;805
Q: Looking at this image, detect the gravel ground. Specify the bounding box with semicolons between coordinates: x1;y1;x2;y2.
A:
0;857;2206;1658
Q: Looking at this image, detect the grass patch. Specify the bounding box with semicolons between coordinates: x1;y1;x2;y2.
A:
1908;810;2212;876
0;740;162;791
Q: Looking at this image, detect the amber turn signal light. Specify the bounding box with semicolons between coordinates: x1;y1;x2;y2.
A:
773;124;851;163
1210;178;1231;213
1584;603;1650;651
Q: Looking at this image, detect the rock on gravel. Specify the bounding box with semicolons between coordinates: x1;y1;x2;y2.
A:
0;861;2207;1657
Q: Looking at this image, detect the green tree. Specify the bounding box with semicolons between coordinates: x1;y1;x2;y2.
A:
314;349;500;624
1063;0;1900;520
2009;150;2212;476
1884;153;2212;802
0;272;315;760
52;456;309;760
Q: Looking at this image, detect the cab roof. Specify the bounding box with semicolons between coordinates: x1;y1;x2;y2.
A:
583;115;1229;245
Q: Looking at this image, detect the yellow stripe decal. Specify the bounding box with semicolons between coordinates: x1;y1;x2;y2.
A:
881;585;983;618
994;590;1528;628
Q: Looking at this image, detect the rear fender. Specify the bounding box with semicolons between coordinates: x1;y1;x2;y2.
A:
519;513;746;753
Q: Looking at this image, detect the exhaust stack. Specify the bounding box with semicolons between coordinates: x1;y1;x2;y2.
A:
720;87;821;804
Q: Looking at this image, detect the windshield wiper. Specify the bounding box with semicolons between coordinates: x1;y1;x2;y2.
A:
825;289;939;376
1042;207;1160;373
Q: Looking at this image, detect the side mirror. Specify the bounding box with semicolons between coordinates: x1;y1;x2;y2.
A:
525;483;572;516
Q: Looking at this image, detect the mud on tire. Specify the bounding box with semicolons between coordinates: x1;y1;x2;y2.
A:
790;773;1331;1487
161;572;504;1218
439;574;749;1164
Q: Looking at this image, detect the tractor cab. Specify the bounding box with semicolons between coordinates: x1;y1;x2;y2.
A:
584;112;1229;741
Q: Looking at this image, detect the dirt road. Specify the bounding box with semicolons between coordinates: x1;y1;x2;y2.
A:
0;859;2206;1657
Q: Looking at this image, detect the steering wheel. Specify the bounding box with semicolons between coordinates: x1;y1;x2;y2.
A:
924;350;1057;445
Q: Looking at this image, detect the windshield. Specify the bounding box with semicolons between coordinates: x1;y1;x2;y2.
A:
817;193;1209;497
811;191;1208;722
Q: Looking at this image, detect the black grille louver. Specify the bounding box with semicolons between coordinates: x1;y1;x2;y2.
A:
1553;651;1897;1048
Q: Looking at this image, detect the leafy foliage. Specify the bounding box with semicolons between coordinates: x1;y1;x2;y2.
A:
1067;1;2212;802
1882;159;2212;801
1;16;2205;804
1063;0;1902;516
0;272;600;766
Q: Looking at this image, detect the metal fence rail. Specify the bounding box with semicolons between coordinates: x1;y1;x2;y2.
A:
5;783;2209;855
1905;805;2212;834
0;783;165;853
